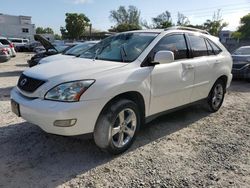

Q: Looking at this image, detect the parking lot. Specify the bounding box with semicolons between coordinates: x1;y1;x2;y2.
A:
0;53;249;187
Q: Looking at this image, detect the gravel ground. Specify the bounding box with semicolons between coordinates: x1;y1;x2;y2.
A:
0;53;249;188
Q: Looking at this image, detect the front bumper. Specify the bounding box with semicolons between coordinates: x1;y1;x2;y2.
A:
232;63;250;79
10;88;106;136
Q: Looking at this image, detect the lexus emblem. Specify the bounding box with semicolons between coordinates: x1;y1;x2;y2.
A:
20;78;28;86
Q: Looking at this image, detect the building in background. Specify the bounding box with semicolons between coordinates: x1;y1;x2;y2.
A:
0;14;35;41
219;30;233;43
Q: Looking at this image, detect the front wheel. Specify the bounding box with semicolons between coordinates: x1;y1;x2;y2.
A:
206;80;226;112
94;99;141;154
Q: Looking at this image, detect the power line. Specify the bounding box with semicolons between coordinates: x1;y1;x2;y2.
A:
141;2;250;16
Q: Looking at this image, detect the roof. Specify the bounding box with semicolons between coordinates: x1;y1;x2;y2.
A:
118;27;210;36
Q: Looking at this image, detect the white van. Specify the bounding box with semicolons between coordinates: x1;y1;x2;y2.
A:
8;38;29;52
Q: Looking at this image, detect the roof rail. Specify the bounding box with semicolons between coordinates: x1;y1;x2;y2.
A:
165;26;210;35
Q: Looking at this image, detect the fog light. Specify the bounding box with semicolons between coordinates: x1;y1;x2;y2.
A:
53;119;77;127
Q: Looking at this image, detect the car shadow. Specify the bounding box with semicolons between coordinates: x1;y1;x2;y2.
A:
0;86;13;101
228;80;250;93
15;64;28;67
0;104;209;187
0;70;23;77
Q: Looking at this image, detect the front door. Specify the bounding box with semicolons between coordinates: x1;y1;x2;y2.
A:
149;34;195;115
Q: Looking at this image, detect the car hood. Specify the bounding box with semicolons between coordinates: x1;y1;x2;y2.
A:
39;54;75;64
232;54;250;63
24;58;128;81
34;34;57;52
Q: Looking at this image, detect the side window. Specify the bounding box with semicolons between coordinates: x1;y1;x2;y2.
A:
205;39;214;55
207;39;222;55
153;34;188;60
188;35;208;57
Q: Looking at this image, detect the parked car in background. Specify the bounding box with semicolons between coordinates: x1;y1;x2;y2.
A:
27;35;73;67
22;41;42;52
39;41;99;65
232;46;250;82
0;46;11;62
11;27;232;154
0;37;16;57
8;38;29;52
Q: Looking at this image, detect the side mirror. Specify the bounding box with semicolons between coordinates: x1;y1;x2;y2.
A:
153;50;174;64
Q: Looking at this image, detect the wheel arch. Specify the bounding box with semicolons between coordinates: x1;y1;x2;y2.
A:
216;75;228;88
97;91;146;125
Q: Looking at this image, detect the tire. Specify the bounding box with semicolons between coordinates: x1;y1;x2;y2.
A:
94;99;141;154
206;79;226;112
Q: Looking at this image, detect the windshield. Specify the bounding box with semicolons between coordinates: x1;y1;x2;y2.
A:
80;32;158;62
64;42;96;56
233;47;250;55
55;45;70;53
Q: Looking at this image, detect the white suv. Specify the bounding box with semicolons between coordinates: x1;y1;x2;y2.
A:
11;27;233;154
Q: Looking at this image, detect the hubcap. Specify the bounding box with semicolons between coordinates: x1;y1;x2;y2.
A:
212;84;224;109
111;108;137;148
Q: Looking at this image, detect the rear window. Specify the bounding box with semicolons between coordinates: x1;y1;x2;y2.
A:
0;39;10;45
188;35;208;57
10;39;22;43
206;39;222;55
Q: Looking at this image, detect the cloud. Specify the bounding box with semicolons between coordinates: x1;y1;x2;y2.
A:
71;0;92;4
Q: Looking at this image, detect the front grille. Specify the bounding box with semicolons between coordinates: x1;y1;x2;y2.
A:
17;74;45;93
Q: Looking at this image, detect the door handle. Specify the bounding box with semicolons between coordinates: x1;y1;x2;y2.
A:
182;63;194;70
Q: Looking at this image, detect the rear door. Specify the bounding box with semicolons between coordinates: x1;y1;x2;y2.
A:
149;34;195;115
187;34;215;102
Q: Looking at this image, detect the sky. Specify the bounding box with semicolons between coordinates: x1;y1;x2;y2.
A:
1;0;249;34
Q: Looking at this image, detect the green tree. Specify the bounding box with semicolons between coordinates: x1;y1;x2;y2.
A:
63;13;90;39
36;27;54;34
60;26;68;39
109;5;141;32
54;34;62;40
177;12;190;26
152;11;173;29
237;13;250;39
36;27;44;34
43;27;54;34
203;10;228;36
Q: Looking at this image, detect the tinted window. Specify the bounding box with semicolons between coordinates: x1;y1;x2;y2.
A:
207;39;222;55
153;34;188;60
205;39;214;55
189;35;208;57
0;39;10;45
10;39;22;43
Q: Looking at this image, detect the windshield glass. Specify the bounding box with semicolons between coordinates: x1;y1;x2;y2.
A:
233;47;250;55
64;42;96;56
80;32;158;62
55;45;70;53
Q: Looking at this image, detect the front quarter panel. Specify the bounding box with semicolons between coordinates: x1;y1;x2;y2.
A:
81;64;152;116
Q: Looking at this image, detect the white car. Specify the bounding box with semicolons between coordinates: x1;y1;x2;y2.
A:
0;37;16;57
38;41;99;65
11;27;233;154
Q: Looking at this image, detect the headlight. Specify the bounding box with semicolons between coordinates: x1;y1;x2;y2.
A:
44;80;95;102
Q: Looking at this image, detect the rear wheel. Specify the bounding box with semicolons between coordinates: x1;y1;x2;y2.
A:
94;99;140;154
206;80;226;112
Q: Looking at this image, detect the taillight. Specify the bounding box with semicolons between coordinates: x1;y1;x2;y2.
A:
1;48;9;54
9;43;14;48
